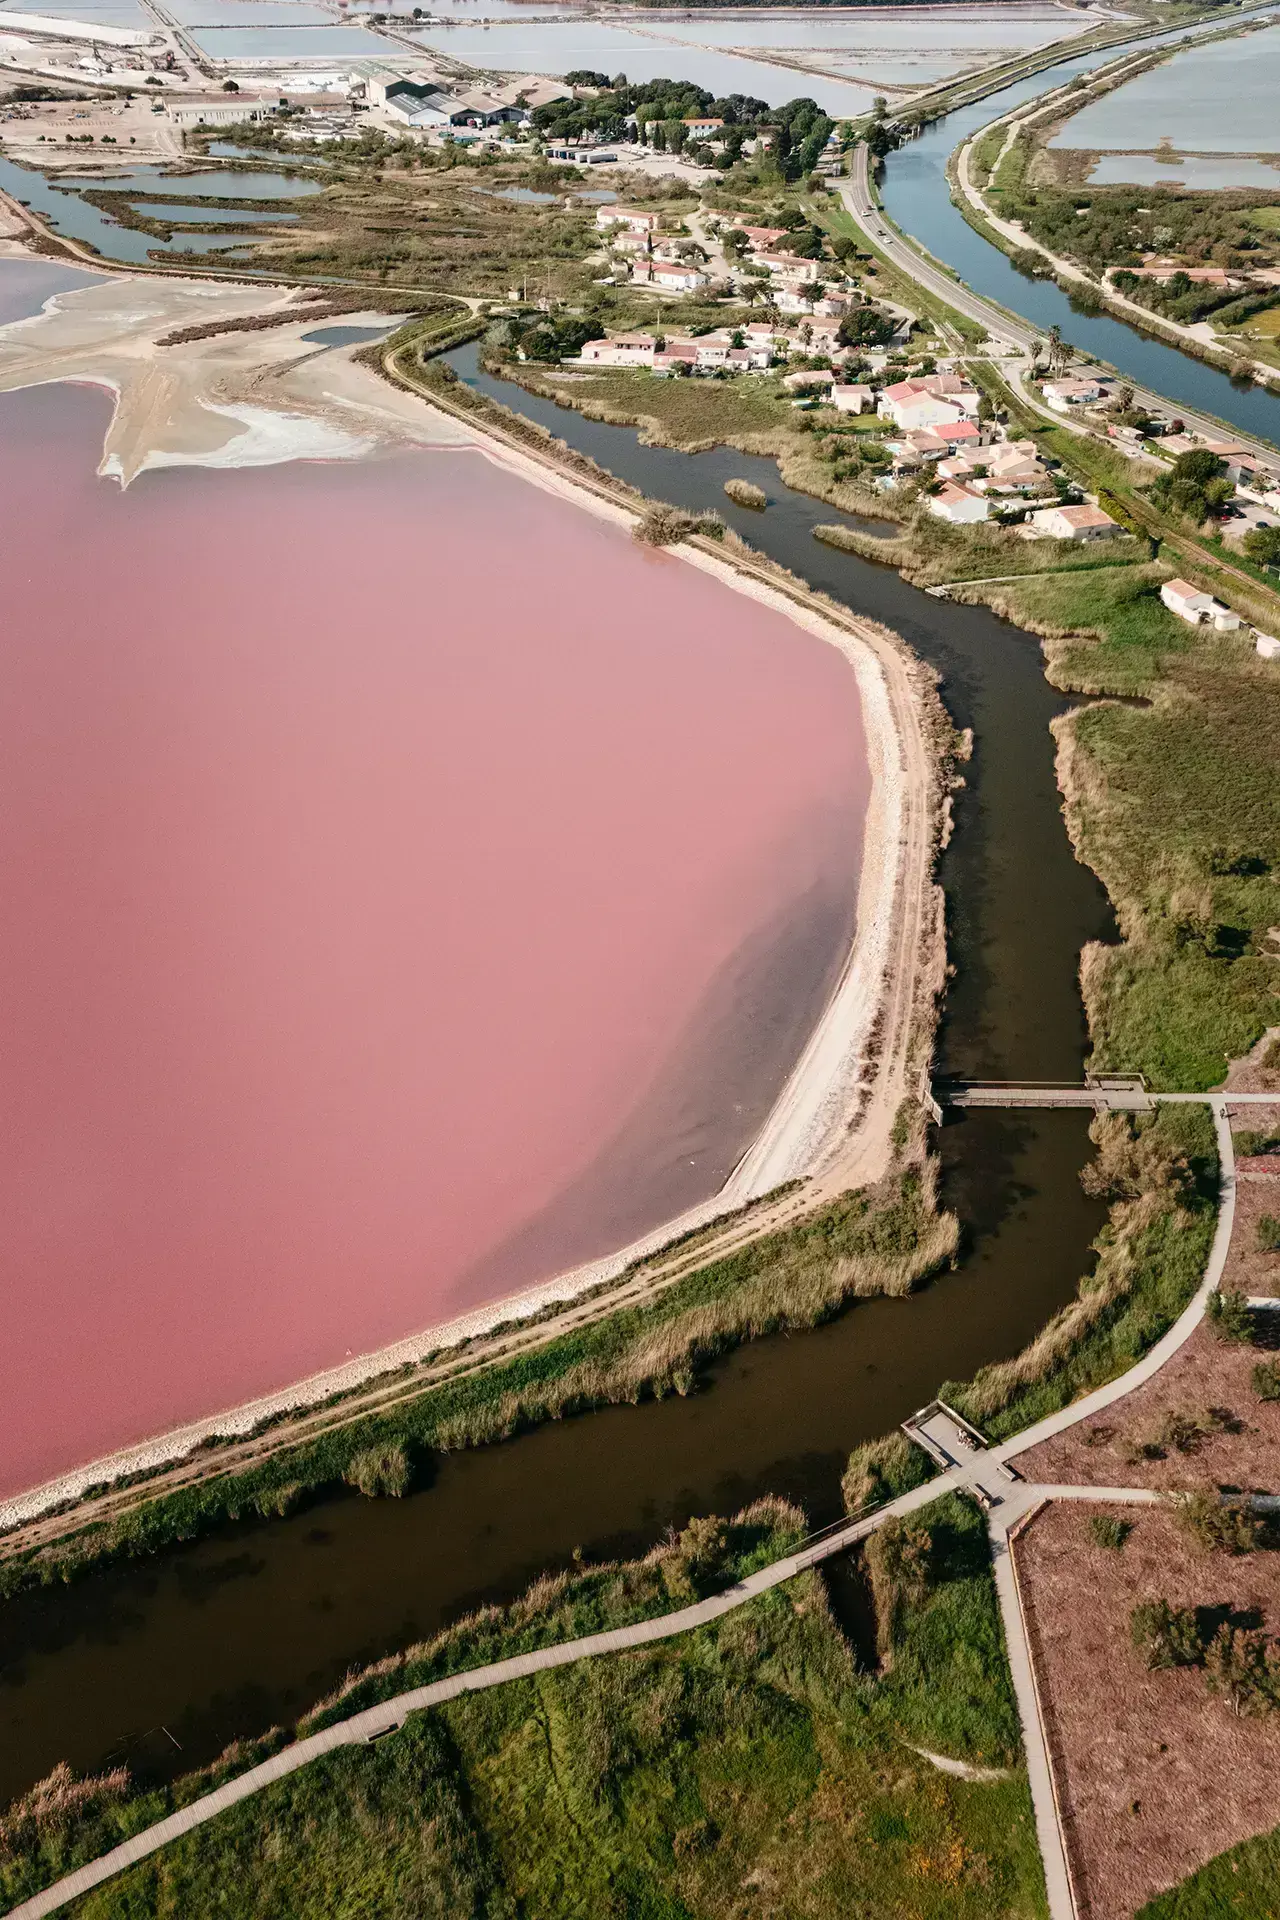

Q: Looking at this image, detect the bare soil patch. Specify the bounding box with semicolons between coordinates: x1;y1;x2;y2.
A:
1014;1501;1280;1918
1020;1162;1280;1493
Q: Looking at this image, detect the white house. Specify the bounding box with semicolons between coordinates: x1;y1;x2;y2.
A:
596;206;659;234
930;482;990;525
1160;578;1241;630
878;380;967;434
634;259;709;292
831;383;874;414
579;333;657;367
683;116;723;138
1041;376;1103;411
1029;503;1120;542
755;252;821;284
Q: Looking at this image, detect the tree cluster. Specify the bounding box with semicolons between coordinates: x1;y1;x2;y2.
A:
1132;1595;1280;1716
531;78;834;179
1149;447;1235;525
996;180;1280;278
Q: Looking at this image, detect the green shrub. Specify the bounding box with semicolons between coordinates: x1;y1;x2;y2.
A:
1253;1359;1280;1402
1170;1488;1261;1556
1089;1514;1132;1551
343;1441;410;1499
1258;1215;1280;1254
660;1514;730;1600
1131;1597;1204;1669
1206;1289;1255;1345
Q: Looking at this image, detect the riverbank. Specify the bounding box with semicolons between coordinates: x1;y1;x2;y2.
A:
0;259;949;1543
0;1491;1042;1920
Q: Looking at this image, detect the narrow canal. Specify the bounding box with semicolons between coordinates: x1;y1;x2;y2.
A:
0;349;1118;1810
878;13;1280;448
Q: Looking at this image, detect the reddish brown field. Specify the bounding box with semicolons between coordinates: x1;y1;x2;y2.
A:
1014;1501;1280;1919
1020;1159;1280;1493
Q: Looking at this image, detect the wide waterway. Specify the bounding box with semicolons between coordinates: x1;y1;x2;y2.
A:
0;317;1118;1806
878;15;1280;447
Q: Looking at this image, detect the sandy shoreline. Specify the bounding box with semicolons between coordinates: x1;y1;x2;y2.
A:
0;260;930;1530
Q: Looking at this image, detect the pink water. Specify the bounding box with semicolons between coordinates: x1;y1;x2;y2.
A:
0;268;870;1492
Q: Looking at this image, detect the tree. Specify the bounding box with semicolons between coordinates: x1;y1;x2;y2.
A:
1243;524;1280;567
837;303;896;349
1046;324;1069;376
222;78;239;92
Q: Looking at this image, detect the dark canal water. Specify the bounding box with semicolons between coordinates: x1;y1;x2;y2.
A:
878;13;1280;449
0;347;1118;1809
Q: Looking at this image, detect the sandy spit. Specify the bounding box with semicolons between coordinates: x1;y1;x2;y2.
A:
0;267;927;1529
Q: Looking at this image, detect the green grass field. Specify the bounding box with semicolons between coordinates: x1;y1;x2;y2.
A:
4;1496;1046;1920
972;560;1280;1088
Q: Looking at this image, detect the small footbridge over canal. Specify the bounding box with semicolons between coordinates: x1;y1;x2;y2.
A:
927;1075;1280;1121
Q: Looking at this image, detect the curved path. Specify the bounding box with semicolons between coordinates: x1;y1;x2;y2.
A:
6;1099;1246;1920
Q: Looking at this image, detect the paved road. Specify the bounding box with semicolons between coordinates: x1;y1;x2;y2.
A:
841;143;1280;464
841;144;1037;354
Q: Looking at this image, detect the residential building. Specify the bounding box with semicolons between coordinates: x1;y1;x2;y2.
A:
1041;376;1103;411
877;377;977;433
654;340;698;372
579;333;657;367
783;369;833;393
736;225;788;251
683;116;723;138
1029;503;1120;541
1160;578;1241;629
755;252;821;284
633;258;710;292
930;482;990;525
831;383;874;414
596;206;659;234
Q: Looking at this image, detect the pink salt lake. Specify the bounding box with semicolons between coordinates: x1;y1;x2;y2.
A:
0;269;869;1493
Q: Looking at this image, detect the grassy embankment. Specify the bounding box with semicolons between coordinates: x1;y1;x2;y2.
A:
0;1170;958;1604
845;1102;1221;1508
1137;1819;1280;1916
0;1494;1047;1920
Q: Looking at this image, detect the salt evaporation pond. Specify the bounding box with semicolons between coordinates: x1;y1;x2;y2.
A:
1048;23;1280;153
1087;153;1280;190
0;261;870;1496
190;21;387;55
403;21;878;113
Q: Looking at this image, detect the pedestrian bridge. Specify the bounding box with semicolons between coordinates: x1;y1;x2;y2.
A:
931;1075;1154;1114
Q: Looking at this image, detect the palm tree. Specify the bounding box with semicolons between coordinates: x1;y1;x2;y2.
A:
1047;323;1068;377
